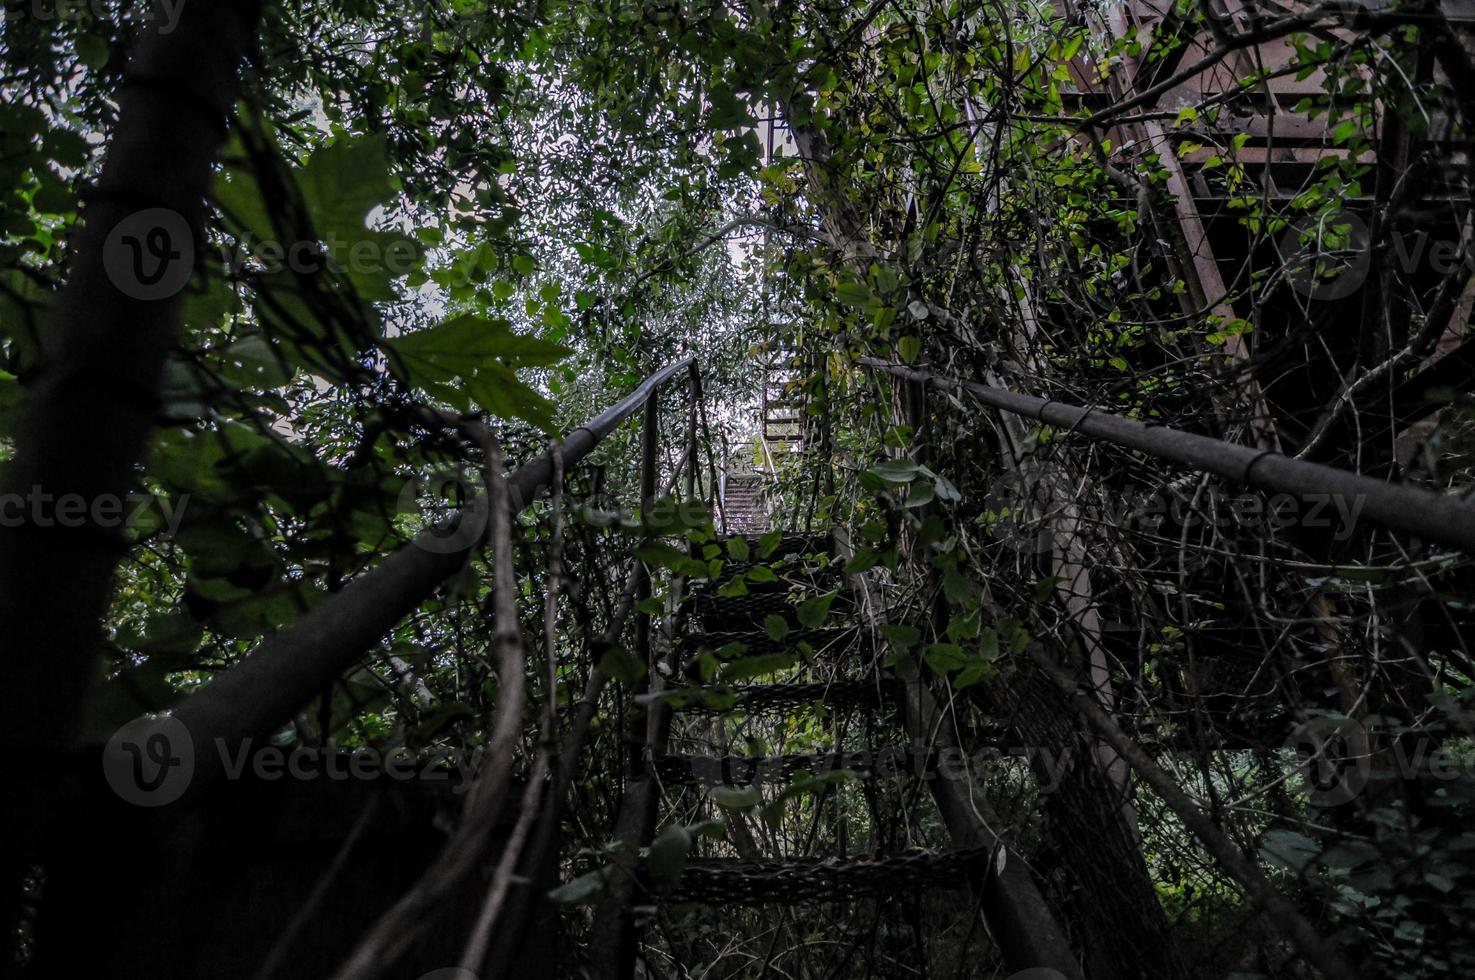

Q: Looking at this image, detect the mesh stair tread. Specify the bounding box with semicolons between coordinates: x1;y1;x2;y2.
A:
681;627;868;660
653;680;897;715
717;533;832;560
654;748;937;786
667;847;994;904
691;590;850;627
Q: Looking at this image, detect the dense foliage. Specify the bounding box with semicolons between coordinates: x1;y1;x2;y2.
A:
3;0;1475;977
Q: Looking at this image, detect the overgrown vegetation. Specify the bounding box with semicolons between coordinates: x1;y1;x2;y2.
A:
3;0;1474;977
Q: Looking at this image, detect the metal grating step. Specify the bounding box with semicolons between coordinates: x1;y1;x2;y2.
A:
654;748;937;786
680;627;868;661
652;680;898;716
691;591;852;632
668;847;994;905
729;533;831;561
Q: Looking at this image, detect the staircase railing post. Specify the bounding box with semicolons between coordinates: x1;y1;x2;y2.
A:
693;369;724;534
685;364;700;501
589;389;666;980
631;391;659;773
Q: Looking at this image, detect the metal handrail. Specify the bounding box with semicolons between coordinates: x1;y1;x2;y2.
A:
861;358;1475;554
114;357;704;799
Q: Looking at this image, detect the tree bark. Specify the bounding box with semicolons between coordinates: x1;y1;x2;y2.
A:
0;0;260;944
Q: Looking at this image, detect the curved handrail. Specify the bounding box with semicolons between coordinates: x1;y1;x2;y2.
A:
862;358;1475;554
112;358;703;799
509;356;696;510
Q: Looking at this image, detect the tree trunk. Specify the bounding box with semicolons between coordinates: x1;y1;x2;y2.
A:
0;0;261;947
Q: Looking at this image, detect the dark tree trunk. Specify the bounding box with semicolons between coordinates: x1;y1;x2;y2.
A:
0;0;262;950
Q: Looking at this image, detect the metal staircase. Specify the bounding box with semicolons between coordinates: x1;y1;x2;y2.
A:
718;472;768;535
761;346;805;448
588;532;1000;979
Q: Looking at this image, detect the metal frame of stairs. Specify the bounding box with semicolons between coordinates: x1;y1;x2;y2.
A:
586;530;1086;980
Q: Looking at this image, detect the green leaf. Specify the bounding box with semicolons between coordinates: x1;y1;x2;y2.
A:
721;653;796;682
904;480;935;508
896;336;921;364
946;611;980;642
835;280;877;309
726;537;751;561
1034;576;1066;601
77;36;110;70
635;541;689;570
298;136;392;235
954;662;992;689
464;367;557;430
512;253;535;275
1260;829;1321;873
925;643;967;673
869;459;921;484
597;646;645;684
762;615;790;641
843;549;879;574
646;824;693;886
391;315;570;373
942;570;975;605
745;565;778;584
549;869;607;905
980;627;1000;662
711;786;761;809
795;591;837;629
880;624;921;648
387;315;569;429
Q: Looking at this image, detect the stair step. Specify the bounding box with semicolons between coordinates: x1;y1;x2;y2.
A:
682;628;866;661
692;590;794;624
736;533;831;560
648;680;898;716
655;749;935;786
668;847;993;905
692;592;852;631
711;562;838;587
699;538;835;582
